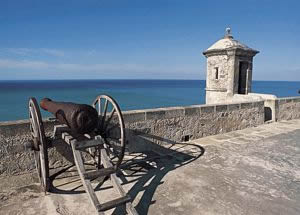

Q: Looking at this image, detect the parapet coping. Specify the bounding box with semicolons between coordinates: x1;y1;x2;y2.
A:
0;118;55;126
0;100;265;126
277;96;300;101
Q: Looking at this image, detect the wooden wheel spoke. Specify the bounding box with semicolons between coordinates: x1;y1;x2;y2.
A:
92;94;125;170
30;116;38;137
93;99;101;129
100;99;108;130
105;144;116;155
105;142;121;152
104;137;123;161
103;139;115;149
98;98;101;115
103;108;116;132
29;117;34;127
29;108;36;129
29;121;35;136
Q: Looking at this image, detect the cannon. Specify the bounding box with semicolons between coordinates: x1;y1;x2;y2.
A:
28;95;137;215
40;98;98;134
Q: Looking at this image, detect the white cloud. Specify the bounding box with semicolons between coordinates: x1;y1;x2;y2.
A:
40;49;65;57
0;48;65;57
0;59;49;69
0;58;201;79
3;48;33;56
86;49;97;56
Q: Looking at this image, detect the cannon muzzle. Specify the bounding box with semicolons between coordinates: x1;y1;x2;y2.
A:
40;98;98;134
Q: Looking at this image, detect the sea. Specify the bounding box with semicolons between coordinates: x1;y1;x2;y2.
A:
0;80;299;122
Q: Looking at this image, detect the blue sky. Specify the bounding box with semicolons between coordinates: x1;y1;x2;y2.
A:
0;0;299;80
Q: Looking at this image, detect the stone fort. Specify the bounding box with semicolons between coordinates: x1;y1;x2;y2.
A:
204;28;276;104
0;28;300;214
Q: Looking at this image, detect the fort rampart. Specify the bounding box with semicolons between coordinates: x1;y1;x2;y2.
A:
276;97;300;121
0;97;299;188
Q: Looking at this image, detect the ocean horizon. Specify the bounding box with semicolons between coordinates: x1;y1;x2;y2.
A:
0;79;300;122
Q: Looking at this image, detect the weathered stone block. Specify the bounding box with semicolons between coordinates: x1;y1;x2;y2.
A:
292;97;300;103
278;99;287;105
228;103;240;111
145;110;166;120
285;99;293;103
185;106;201;116
164;107;185;118
201;105;215;113
252;101;264;107
241;102;253;109
123;110;146;123
216;105;228;112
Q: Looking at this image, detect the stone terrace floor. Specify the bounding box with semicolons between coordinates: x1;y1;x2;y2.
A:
1;119;300;215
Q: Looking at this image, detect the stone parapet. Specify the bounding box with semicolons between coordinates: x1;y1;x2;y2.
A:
277;97;300;121
125;101;264;153
2;94;300;188
0;100;265;181
2;95;300;183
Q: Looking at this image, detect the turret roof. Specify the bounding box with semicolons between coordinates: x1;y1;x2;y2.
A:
204;28;259;54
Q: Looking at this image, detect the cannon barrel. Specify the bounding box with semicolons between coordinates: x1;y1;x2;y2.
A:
40;98;98;134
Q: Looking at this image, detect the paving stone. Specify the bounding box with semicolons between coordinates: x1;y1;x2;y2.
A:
1;120;300;215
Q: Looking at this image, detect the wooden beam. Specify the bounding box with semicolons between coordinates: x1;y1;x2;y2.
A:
62;132;74;145
101;149;138;215
75;139;104;150
97;195;131;212
83;167;116;180
53;125;70;138
70;140;104;215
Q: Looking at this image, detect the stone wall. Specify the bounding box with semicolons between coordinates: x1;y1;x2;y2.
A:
0;120;75;184
124;101;264;152
205;54;233;104
0;100;265;181
206;55;230;90
276;97;300;121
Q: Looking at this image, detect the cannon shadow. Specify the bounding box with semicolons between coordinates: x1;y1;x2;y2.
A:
112;129;205;214
48;128;205;214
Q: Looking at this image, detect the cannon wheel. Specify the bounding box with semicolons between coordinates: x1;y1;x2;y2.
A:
29;97;50;192
92;95;126;169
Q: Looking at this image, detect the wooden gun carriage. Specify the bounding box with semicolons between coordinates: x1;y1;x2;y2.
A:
28;95;137;214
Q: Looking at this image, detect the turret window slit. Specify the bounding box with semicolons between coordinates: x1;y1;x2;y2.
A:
215;67;219;79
